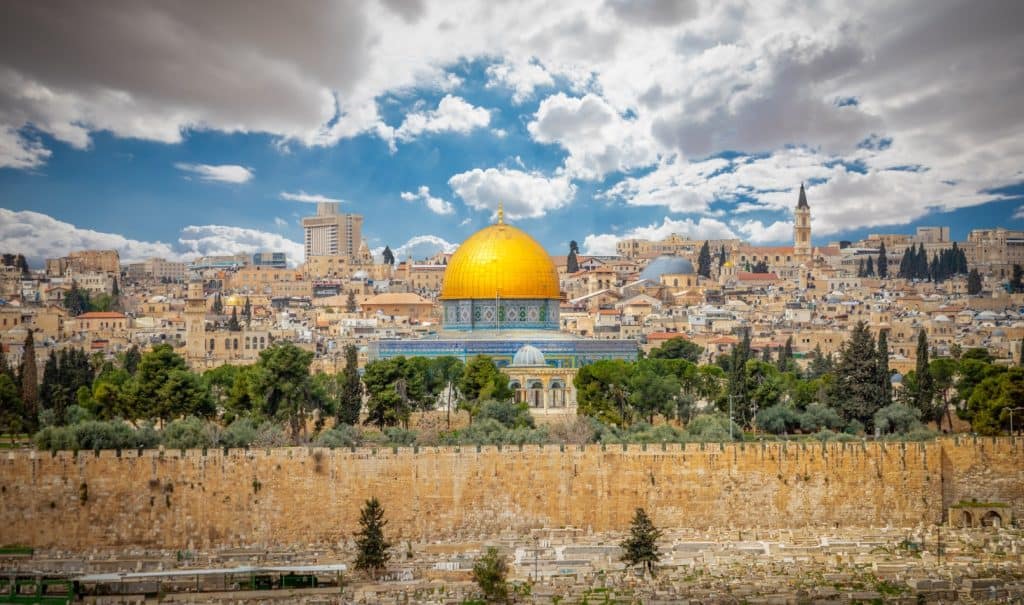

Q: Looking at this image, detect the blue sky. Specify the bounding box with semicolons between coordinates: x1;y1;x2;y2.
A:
1;1;1023;266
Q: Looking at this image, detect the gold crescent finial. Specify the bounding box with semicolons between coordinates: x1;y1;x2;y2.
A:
497;201;504;224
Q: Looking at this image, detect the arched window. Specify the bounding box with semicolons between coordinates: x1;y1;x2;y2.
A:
209;338;215;351
528;380;544;408
259;336;266;348
550;380;565;408
224;338;230;349
233;338;239;350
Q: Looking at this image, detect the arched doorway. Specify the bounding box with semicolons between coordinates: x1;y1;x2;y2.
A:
549;380;566;408
961;510;973;528
981;511;1002;528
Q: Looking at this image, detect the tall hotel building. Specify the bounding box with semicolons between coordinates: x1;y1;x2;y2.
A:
301;202;363;259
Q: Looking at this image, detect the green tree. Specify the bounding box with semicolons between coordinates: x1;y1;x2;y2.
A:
806;344;832;379
122;346;142;375
382;246;395;265
929;358;958;429
828;321;883;429
648;336;703;362
0;374;24;438
243;297;252;324
249;342;322;440
157;369;214;420
346;290;358;313
458;355;512;404
472;546;509;603
62;286;91;317
362;357;427;429
628;362;680;424
620;507;663;577
566;240;579;274
227;308;241;331
752;260;769;273
877;330;891;406
337;345;363;425
865;255;875;277
777;336;794;373
428;356;463;428
211;293;223;314
718;244;727;268
354;497;391;579
912;330;934;420
966;269;982;295
18;330;38;432
1010;264;1023;293
874;403;922;435
128;344;188;424
697;241;712;278
574;359;633;425
877;241;888;278
965;368;1024;435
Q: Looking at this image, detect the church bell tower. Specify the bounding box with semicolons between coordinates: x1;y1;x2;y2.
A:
184;280;207;366
793;183;812;264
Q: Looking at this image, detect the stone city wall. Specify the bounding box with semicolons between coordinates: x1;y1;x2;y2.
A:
0;437;1020;551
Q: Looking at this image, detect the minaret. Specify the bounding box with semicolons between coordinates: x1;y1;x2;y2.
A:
184;280;207;365
793;183;812;264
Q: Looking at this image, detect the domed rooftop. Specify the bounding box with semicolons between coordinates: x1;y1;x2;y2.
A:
439;208;559;300
512;344;546;366
639;255;695;281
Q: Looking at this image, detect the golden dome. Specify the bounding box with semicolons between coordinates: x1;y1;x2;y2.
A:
440;218;560;300
224;295;243;307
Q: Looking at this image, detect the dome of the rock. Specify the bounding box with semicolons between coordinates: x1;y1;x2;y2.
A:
439;219;559;301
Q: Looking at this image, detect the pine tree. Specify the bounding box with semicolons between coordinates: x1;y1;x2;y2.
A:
567;240;579;274
807;343;832;379
877;330;891;406
18;330;38;431
382;246;395;266
967;269;983;295
877;242;888;278
472;547;509;603
719;244;727;268
620;507;663;577
337;345;362;425
346;290;358;313
123;346;142;375
777;336;793;373
857;258;865;277
228;308;241;331
913;329;934;419
243;297;252;324
354;497;392;578
866;256;875;277
828;321;883;429
111;277;120;297
1011;264;1023;293
697;241;712;278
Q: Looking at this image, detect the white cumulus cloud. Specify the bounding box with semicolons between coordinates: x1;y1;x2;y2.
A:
174;163;253;184
583;216;737;255
0;126;51;169
372;234;458;262
448;167;576;220
280;191;344;204
0;208;304;267
400;185;454;215
393;95;490;144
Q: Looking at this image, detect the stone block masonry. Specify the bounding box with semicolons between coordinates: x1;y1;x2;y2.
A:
0;438;1020;551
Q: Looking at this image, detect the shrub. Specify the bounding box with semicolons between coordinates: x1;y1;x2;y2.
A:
383;427;417;446
686;413;742;441
812;429;858;442
476;400;534;429
219;418;259;448
874;404;922;435
799;403;845;432
34;426;77;451
440;419;548;446
316;424;363;448
162;417;214;450
755;405;801;435
546;417;598;445
845;419;865;435
72;420;139;450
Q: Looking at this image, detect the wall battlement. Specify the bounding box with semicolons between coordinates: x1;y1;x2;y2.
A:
0;438;1020;550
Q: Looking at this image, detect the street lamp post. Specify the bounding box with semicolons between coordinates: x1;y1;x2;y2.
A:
1009;407;1024;436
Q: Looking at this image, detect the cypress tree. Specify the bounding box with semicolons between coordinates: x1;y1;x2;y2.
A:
913;330;933;419
719;244;727;268
697;241;712;278
866;256;875;277
337;344;363;425
877;330;891;406
346;290;358;313
877;242;888;278
566;240;579;274
18;331;38;431
354;497;392;579
857;258;865;277
967;269;982;295
228;308;241;331
620;507;663;577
